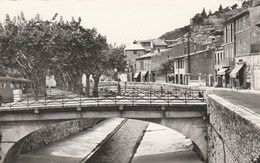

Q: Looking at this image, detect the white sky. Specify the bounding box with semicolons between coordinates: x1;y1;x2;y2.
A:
0;0;242;45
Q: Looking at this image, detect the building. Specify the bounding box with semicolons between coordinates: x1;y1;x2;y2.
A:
166;37;204;84
135;49;169;82
124;39;168;82
134;39;168;52
124;44;146;81
224;4;260;90
172;48;215;86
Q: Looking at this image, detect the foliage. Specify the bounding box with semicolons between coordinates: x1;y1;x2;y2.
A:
201;8;207;18
161;59;174;75
159;25;191;40
218;4;223;12
0;13;124;97
231;4;238;10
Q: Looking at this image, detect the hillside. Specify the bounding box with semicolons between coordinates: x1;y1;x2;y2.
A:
159;25;191;40
159;4;247;43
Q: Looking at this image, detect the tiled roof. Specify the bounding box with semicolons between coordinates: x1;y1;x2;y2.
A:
136;49;168;60
152;39;167;46
170;48;214;60
124;44;145;50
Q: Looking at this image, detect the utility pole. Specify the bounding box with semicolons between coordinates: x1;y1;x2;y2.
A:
187;32;191;74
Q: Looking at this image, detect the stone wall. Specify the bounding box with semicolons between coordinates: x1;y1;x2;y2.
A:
207;94;260;163
3;118;103;163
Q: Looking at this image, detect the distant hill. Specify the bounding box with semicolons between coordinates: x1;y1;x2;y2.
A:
159;25;191;40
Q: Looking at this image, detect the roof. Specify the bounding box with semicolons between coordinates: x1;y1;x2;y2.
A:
256;21;260;28
124;44;145;51
226;8;249;22
137;39;152;43
136;49;168;60
170;48;214;60
152;39;167;46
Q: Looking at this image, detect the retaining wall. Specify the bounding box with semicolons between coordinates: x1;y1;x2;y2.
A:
3;118;103;163
207;94;260;163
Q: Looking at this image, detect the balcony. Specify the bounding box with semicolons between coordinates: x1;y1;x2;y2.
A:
215;58;235;67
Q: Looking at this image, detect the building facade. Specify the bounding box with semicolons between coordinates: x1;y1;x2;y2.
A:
225;5;260;90
124;44;146;81
135;49;169;82
172;49;215;86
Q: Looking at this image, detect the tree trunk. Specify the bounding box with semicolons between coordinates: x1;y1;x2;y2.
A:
93;76;100;97
85;74;90;97
32;69;47;97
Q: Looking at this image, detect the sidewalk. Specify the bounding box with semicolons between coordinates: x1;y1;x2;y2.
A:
172;81;260;115
203;87;260;115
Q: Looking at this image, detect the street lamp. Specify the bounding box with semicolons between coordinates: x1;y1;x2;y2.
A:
114;68;121;95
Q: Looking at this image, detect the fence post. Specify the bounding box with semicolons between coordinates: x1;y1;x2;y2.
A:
62;93;64;108
149;86;152;106
44;94;47;108
79;93;82;107
27;95;29;109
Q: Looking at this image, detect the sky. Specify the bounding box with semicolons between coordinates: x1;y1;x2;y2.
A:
0;0;242;45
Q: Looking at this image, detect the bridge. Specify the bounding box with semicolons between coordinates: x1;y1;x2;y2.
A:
0;86;208;162
1;82;260;163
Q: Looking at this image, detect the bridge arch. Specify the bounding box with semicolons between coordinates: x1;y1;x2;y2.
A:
134;118;207;160
1;117;207;163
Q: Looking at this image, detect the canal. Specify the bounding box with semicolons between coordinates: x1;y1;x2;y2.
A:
13;118;204;163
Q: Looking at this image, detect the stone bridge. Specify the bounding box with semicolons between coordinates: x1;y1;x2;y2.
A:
0;87;208;162
1;82;260;163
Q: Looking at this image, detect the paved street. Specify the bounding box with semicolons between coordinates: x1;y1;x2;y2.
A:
211;89;260;115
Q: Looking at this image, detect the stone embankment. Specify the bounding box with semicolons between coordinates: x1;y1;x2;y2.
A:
3;119;103;163
207;94;260;163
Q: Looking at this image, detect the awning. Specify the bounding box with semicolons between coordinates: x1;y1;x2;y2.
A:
217;68;228;75
134;72;140;78
230;64;244;78
141;71;148;76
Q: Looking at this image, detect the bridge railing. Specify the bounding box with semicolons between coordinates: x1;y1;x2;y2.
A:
0;87;205;109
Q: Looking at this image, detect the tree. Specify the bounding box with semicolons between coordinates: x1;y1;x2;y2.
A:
161;59;174;82
231;3;238;10
201;8;207;18
218;4;223;12
0;13;110;98
192;13;204;25
208;10;212;16
0;13;54;96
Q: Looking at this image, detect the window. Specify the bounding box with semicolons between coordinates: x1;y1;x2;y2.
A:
140;61;144;70
133;50;137;54
245;14;250;28
231;24;233;42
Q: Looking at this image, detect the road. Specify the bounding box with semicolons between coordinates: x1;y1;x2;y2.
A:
211;90;260;115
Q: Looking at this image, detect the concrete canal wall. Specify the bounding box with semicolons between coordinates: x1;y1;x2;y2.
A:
207;94;260;163
2;119;103;163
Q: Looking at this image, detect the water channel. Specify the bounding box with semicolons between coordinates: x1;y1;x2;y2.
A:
14;118;204;163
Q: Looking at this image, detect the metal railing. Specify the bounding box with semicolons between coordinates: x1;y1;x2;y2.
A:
0;87;205;109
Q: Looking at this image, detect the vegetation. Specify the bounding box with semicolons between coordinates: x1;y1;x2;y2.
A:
0;13;126;97
161;59;174;82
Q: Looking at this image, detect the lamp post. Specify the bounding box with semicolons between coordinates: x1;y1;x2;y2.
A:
114;68;120;95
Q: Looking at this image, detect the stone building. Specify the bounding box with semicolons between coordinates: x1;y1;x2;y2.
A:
135;49;168;82
224;5;260;90
124;39;167;81
171;48;215;86
124;44;146;81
